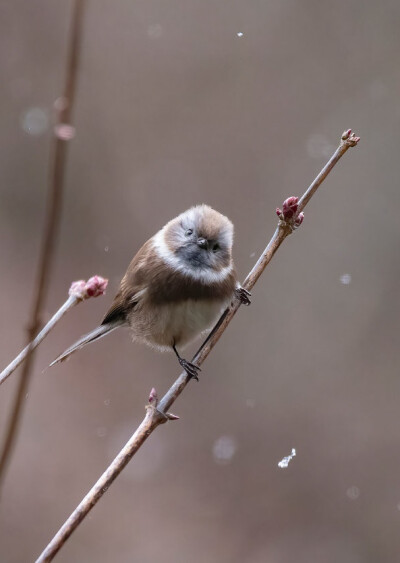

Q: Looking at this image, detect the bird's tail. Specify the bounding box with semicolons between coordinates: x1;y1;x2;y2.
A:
49;320;124;367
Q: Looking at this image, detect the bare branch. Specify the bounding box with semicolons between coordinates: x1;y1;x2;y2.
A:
35;130;360;563
0;277;108;387
0;0;86;490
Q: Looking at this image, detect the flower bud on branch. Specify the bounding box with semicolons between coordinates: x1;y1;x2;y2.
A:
0;276;108;387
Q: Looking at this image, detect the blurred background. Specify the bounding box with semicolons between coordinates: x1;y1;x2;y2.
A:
1;1;400;561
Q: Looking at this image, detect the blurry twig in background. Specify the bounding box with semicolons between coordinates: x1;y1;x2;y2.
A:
0;0;86;490
35;130;360;563
0;277;108;387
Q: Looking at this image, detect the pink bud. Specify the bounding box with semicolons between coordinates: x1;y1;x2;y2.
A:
68;280;87;299
54;123;76;141
68;276;108;300
149;387;158;403
276;207;282;217
282;196;298;219
294;212;304;227
85;276;108;298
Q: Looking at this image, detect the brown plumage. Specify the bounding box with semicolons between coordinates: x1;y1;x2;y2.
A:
50;205;249;379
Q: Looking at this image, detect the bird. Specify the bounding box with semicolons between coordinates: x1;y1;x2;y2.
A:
50;204;250;379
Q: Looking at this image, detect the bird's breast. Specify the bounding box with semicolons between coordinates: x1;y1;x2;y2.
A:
128;297;230;351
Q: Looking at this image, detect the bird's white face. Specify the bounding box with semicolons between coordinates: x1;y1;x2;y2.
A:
152;205;234;283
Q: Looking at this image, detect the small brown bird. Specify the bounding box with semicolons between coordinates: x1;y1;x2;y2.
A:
51;205;250;378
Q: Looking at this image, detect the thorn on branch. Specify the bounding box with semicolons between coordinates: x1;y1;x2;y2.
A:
276;197;305;231
147;389;179;421
68;276;108;301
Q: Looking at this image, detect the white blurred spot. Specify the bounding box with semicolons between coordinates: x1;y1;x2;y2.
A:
340;273;352;285
97;426;107;438
104;399;110;406
306;134;335;159
346;485;360;500
147;23;163;39
212;435;237;465
104;246;109;252
278;448;296;468
250;252;256;258
237;32;244;37
246;398;255;408
20;107;48;136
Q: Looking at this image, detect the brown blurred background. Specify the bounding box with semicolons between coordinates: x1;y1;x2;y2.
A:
1;1;400;561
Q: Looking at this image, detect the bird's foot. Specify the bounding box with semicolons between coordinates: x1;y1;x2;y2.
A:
235;286;251;306
178;358;201;381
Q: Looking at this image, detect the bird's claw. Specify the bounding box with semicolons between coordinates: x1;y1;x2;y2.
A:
235;286;251;306
179;358;201;381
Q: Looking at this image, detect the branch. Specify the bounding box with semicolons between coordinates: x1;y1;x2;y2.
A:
0;0;86;490
0;277;108;387
35;130;360;563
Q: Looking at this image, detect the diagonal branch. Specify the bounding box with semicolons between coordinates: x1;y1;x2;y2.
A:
35;130;360;563
0;277;108;387
0;0;86;490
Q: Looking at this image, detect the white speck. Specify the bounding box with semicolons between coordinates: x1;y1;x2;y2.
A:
147;23;163;39
212;435;237;465
97;235;110;251
250;252;256;258
246;398;255;408
237;32;244;37
104;399;110;406
20;107;48;136
306;134;335;159
97;426;107;438
278;448;296;468
346;485;360;500
340;273;352;285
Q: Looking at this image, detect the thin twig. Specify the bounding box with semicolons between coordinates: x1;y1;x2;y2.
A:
0;296;78;386
0;0;86;489
0;277;108;387
35;130;360;563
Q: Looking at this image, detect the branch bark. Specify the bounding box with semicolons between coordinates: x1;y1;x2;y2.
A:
35;129;360;563
0;277;108;387
0;0;86;490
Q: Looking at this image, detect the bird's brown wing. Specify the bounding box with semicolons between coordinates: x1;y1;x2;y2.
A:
101;239;153;325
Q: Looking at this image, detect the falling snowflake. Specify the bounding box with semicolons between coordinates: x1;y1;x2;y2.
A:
278;448;296;468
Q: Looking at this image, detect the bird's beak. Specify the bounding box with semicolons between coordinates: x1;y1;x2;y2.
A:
197;237;208;250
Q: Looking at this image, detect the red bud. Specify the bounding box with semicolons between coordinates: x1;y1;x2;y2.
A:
282;196;298;219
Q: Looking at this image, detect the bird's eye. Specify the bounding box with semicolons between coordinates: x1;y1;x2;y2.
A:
185;229;193;237
212;243;220;252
